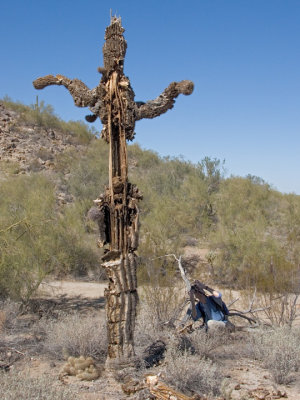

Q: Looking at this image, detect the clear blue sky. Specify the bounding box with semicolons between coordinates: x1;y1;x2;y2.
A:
1;1;299;194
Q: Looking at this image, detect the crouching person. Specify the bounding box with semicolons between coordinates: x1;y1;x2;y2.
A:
188;280;234;332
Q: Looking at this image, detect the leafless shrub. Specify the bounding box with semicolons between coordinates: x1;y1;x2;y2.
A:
0;300;20;332
258;293;299;327
163;339;222;397
139;285;185;328
249;326;300;384
134;300;169;369
188;328;230;359
134;285;186;358
135;302;162;350
0;370;74;400
43;312;107;362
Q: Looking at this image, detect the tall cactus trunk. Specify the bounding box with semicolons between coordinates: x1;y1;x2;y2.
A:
104;254;138;361
100;70;141;366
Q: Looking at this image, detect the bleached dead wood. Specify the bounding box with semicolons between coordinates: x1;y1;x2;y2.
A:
145;375;205;400
228;288;271;325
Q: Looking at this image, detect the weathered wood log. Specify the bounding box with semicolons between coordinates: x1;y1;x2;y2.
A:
145;375;205;400
121;375;207;399
33;16;193;365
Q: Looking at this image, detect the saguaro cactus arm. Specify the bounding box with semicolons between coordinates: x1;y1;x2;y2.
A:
135;80;194;120
33;74;97;108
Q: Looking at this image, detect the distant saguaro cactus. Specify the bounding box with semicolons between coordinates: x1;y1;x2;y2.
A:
33;16;193;366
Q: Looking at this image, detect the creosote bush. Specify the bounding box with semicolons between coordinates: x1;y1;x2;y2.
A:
249;326;300;384
0;371;74;400
43;313;107;363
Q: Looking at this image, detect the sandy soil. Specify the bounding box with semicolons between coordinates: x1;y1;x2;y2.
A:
39;280;107;299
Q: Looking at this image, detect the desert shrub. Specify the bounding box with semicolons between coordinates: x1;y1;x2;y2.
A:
43;313;107;362
188;328;230;359
0;174;58;300
0;160;20;175
129;148;223;281
138;283;185;329
65;139;108;201
0;371;73;400
1;96;28;114
0;300;20;332
249;326;300;384
60;120;96;145
0;173;103;300
163;340;222;396
257;292;300;327
134;286;186;366
134;301;162;355
50;201;103;277
209;177;300;292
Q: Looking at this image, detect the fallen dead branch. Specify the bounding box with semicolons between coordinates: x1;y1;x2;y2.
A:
121;374;209;399
145;375;207;400
6;347;25;356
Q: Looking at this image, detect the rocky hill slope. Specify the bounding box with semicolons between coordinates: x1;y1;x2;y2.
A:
0;102;86;175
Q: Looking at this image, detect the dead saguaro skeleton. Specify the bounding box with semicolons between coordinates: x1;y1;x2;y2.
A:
33;16;193;364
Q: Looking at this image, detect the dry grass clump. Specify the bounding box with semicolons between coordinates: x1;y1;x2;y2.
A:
250;326;300;384
0;371;74;400
43;312;107;362
163;339;222;397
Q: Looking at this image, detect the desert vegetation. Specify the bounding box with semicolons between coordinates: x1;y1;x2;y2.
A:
1;99;300;398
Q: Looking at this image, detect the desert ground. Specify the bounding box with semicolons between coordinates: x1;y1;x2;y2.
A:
1;279;300;400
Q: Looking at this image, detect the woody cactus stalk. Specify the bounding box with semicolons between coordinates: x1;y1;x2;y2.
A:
33;16;193;366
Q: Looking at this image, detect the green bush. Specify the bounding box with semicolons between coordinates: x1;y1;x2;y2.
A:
0;174;102;300
209;176;300;292
50;201;102;277
0;174;57;300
